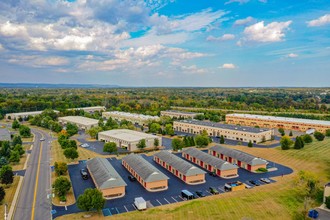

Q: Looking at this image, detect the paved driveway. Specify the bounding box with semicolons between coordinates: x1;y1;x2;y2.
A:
52;152;293;218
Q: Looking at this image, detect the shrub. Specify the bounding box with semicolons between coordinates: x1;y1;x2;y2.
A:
59;195;67;202
302;134;313;144
314;132;325;141
53;176;71;197
0;186;5;202
63;148;79;160
293;136;304;149
237;142;242;145
103;142;117;154
326;196;330;209
326;129;330;137
19;125;31;137
289;131;293;136
0;165;14;185
280;136;293;150
54;162;68;176
248;141;253;148
256;168;268;172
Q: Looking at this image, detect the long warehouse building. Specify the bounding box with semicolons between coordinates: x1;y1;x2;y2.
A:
67;106;106;113
87;157;127;199
174;120;273;144
182;147;239;178
58;116;99;130
160;110;202;119
226;113;330;133
209;145;268;172
5;110;59;120
102;111;159;126
122;154;169;192
154;151;206;185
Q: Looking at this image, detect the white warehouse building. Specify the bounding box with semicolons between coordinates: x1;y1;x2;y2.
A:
58;116;99;130
102;111;159;126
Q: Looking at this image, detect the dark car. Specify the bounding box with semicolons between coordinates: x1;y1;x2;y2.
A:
128;175;137;182
196;190;206;197
249;180;261;186
209;187;219;195
80;169;88;180
181;190;194;200
209;172;217;177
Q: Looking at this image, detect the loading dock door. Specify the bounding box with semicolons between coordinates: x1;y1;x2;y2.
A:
212;151;216;156
200;161;204;167
216;169;221;176
247;164;251;171
208;165;212;171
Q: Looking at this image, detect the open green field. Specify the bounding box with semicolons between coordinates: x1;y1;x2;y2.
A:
58;137;330;220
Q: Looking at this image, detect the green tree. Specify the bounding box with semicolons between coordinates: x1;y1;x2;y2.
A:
171;138;184;151
0;186;5;203
289;131;293;136
326;129;330;137
77;188;105;212
280;136;293;150
9;150;20;163
164;124;174;136
248;140;253;148
12;135;22;146
54;162;68;176
326;196;330;209
87;126;103;139
149;123;161;134
183;136;190;147
19;125;31;137
137;139;146;150
0;142;11;158
195;135;209;148
68;140;77;149
278;128;285;136
103;142;117;154
12;119;20;129
154;138;159;147
302;134;313;144
53;176;71;197
0;157;8;168
13;144;25;156
0;165;14;185
220;135;225;144
189;136;195;146
293;136;304;149
66;123;78;137
63;148;79;160
314;131;325;141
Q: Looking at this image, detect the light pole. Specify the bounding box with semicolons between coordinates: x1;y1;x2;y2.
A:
4;203;8;220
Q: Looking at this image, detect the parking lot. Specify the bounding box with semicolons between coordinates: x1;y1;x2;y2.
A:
52;152;293;218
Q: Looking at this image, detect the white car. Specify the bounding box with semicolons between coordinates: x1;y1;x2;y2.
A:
81;143;90;148
260;178;271;184
40;138;45;141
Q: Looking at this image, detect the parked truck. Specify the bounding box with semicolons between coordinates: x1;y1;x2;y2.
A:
224;181;245;192
134;197;147;211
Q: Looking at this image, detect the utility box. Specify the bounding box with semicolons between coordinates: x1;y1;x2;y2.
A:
224;181;245;192
134;197;147;211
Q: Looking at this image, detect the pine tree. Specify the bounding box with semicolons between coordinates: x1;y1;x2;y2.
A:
220;135;225;144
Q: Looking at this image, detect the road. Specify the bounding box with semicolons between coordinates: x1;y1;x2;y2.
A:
13;127;53;220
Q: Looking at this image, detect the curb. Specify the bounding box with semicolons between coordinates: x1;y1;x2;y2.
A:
8;176;23;220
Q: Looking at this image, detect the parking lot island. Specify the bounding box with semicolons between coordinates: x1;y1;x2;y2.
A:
182;147;239;179
122;154;169;192
87;157;127;199
209;145;268;172
154;150;206;185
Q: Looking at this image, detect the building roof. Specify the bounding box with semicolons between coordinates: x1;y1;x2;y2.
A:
68;106;105;111
176;120;270;133
182;147;238;170
103;111;159;121
86;157;127;189
209;145;268;166
154;151;206;176
58;116;99;126
0;128;11;141
6;110;59;117
227;113;330;127
122;154;169;182
161;110;200;115
99;129;159;142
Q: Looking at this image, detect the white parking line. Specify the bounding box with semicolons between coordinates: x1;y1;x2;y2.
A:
218;187;224;193
171;196;178;202
205;190;212;195
178;195;184;201
164;198;170;204
156;199;162;205
124;205;128;212
132;204;137;210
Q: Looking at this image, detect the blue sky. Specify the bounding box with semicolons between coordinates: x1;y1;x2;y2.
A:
0;0;329;86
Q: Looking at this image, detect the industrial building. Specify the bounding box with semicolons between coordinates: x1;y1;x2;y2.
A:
5;110;59;120
324;182;330;204
67;106;106;113
102;111;159;126
154;151;206;185
226;113;330;133
86;157;127;199
160;110;202;119
122;154;169;192
174;120;273;144
182;147;239;178
209;145;268;172
98;129;161;151
58;116;99;130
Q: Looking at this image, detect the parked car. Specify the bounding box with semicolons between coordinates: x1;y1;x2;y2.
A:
80;143;89;148
40;138;45;141
80;169;88;180
196;190;206;197
244;183;254;189
260;178;271;184
181;190;194;200
128;175;137;182
209;187;219;195
134;197;147;211
249;180;261;186
208;172;217;177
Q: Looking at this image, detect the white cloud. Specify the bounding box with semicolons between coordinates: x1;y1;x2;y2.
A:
242;20;292;43
307;14;330;27
287;53;298;58
207;34;235;41
220;63;236;69
234;16;255;26
8;55;69;68
225;0;249;5
181;65;207;74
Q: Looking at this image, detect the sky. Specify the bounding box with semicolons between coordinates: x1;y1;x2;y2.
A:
0;0;329;87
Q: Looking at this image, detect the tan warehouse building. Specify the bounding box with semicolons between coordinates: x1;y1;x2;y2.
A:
154;151;206;185
160;110;202;119
182;147;239;178
87;157;127;199
6;110;59;120
174;120;273;144
98;129;161;151
102;111;159;126
226;113;330;133
122;154;169;192
67;106;106;113
209;145;268;172
58;116;99;130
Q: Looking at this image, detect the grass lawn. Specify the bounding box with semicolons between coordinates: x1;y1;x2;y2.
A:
58;137;330;220
0;177;20;218
22;135;34;142
51;172;76;206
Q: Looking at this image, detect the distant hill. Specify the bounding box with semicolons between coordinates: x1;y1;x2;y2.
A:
0;83;120;88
